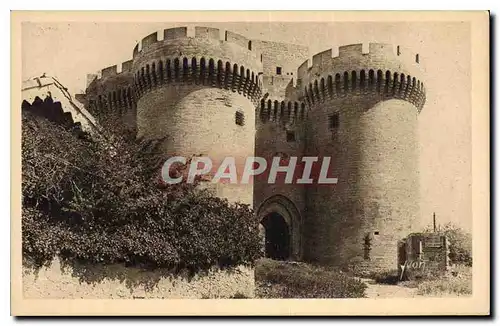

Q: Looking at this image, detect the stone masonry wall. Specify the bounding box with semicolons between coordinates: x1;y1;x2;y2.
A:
136;85;256;206
23;259;254;299
85;61;137;132
131;27;264;206
297;42;425;271
251;40;309;80
254;100;307;238
304;95;419;271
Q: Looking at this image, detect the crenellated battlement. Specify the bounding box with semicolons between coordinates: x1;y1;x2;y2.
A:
297;43;426;111
132;26;262;60
258;98;307;124
298;43;421;79
84;60;135;117
91;60;134;82
130;26;264;104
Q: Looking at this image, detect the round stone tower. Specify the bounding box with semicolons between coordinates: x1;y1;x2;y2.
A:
132;27;263;206
84;60;137;134
297;43;426;271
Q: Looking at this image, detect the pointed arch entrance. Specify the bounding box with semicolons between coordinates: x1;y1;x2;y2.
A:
257;195;302;261
261;212;290;260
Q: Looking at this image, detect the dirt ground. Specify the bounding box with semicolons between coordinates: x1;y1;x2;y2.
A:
361;276;471;298
360;278;419;298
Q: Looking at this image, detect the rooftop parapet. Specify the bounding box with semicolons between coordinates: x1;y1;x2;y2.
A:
297;43;426;110
130;26;264;102
85;60;134;94
94;59;134;80
195;26;220;40
298;43;424;85
132;26;261;59
85;59;135;108
164;26;188;39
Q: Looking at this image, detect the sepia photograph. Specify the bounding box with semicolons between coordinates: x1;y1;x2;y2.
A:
10;11;489;316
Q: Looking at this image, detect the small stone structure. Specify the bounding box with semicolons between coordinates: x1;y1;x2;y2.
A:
398;233;450;279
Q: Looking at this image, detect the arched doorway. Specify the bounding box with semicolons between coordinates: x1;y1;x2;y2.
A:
256;195;302;260
261;212;290;260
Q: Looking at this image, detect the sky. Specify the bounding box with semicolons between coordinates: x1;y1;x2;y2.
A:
21;21;472;231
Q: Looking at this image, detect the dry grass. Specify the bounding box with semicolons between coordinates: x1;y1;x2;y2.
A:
367;264;472;297
255;258;367;298
415;265;472;296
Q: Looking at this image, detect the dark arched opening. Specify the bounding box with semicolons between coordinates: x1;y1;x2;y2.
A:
261;212;290;260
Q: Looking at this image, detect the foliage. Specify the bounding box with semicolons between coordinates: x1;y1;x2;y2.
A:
255;258;367;298
369;265;472;297
415;265;472;296
22;110;261;272
424;222;472;266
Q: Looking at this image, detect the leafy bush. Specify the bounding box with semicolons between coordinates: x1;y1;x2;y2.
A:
255;258;367;298
22;110;261;272
424;223;472;266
